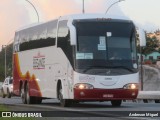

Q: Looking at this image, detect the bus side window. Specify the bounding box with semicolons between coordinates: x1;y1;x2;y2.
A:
14;44;19;52
57;20;70;48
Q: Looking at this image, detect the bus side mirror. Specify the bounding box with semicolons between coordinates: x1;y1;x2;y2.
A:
138;28;146;47
68;21;77;46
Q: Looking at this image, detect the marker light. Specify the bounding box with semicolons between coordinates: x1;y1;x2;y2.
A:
74;83;94;89
123;83;139;90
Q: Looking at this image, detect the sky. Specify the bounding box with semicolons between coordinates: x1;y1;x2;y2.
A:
0;0;160;48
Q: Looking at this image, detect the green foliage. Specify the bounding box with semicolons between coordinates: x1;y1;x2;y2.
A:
0;104;8;111
142;36;159;55
0;43;13;81
137;32;160;56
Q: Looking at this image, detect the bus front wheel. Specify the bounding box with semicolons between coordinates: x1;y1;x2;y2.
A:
58;84;71;107
111;100;122;107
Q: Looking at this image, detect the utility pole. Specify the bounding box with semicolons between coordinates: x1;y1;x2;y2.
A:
2;45;7;79
140;47;143;90
82;0;85;14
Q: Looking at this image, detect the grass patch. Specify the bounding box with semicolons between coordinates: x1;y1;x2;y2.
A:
0;104;35;120
0;104;8;111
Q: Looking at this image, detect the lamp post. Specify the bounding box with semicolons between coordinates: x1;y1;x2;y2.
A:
2;45;7;79
1;39;13;79
25;0;39;22
82;0;85;14
105;0;125;14
140;47;143;90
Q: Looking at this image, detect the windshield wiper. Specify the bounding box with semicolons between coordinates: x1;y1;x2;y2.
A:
83;66;134;73
83;66;111;72
111;66;134;72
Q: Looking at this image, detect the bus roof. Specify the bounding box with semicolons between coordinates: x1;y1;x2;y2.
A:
14;14;132;44
60;13;131;21
16;14;131;32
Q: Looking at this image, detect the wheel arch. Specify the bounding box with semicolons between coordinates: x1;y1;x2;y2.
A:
57;79;62;99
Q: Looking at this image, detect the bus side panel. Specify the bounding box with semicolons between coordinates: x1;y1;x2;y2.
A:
13;53;20;96
13;53;42;97
13;47;74;99
53;48;74;99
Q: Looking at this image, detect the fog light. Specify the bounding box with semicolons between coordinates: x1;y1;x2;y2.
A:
132;92;136;96
80;92;85;96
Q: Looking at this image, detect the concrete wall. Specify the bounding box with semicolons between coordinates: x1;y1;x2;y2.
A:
142;65;160;91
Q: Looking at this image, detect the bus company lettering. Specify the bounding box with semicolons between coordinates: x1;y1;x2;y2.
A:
33;52;45;70
79;75;95;83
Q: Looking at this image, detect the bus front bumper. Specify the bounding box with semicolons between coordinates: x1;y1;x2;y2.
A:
74;88;138;101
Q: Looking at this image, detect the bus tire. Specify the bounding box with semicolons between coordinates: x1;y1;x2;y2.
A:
143;99;148;103
21;82;27;104
33;97;42;104
58;84;70;107
111;100;122;107
26;82;35;104
155;100;160;103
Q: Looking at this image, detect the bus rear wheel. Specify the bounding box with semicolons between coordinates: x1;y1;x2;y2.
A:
26;83;42;104
32;97;42;104
111;100;122;107
26;83;34;104
58;84;71;107
21;82;42;104
21;83;27;104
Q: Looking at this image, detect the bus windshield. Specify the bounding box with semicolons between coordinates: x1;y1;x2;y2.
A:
74;20;138;75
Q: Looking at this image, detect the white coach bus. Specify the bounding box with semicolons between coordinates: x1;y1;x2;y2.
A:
13;14;146;107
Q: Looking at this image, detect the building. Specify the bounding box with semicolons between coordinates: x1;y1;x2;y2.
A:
145;51;160;61
138;51;160;65
138;30;160;63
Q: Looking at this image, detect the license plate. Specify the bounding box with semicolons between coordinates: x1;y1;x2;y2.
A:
103;94;114;98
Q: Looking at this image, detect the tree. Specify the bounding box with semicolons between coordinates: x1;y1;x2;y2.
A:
137;33;159;56
0;43;13;81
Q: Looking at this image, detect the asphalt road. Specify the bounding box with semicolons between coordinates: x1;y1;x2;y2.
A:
0;96;160;120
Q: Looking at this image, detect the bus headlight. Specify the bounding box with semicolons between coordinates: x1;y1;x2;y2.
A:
74;83;94;89
123;83;139;89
